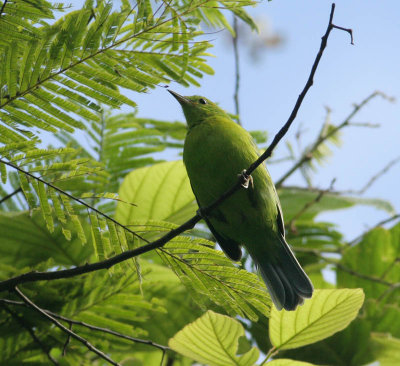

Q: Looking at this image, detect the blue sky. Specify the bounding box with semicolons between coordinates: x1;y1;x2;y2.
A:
68;0;400;239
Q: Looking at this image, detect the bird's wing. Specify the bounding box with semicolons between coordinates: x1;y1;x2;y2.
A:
203;214;242;261
276;203;286;239
192;193;242;262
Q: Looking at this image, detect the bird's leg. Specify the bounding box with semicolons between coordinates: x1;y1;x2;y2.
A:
239;169;253;189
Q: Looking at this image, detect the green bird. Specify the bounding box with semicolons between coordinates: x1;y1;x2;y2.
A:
169;90;313;311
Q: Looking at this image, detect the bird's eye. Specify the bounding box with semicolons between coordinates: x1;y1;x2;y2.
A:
199;98;207;104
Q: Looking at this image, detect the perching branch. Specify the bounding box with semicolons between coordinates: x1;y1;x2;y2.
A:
0;3;352;292
13;287;121;366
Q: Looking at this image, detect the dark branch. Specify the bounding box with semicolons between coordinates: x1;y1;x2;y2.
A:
14;287;121;366
0;3;351;291
0;187;22;205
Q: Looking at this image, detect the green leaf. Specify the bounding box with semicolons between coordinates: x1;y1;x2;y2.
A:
267;360;317;366
0;211;92;268
0;163;6;184
370;333;400;366
338;225;400;300
270;289;365;350
116;160;196;225
169;310;259;366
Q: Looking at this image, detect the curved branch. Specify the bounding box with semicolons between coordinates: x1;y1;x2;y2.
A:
0;3;352;292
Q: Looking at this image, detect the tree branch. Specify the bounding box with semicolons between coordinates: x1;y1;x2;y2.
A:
0;187;22;205
13;287;121;366
0;3;351;292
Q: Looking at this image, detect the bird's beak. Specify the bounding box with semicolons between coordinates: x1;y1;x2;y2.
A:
168;89;190;105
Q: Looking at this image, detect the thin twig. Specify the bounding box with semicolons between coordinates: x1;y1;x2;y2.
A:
259;346;278;365
0;187;22;205
276;91;393;188
289;178;336;232
62;323;72;356
0;3;350;291
341;157;400;195
14;287;121;366
1;303;59;365
306;249;397;287
232;15;241;125
348;213;400;246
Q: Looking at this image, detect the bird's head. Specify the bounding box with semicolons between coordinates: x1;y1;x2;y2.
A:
168;90;230;128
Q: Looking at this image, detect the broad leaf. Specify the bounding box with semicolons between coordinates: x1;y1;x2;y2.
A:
338;224;400;301
169;310;259;366
116;160;196;224
270;289;364;350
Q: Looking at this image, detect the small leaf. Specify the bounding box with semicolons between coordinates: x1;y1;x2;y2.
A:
270;289;365;350
169;310;259;366
0;163;6;184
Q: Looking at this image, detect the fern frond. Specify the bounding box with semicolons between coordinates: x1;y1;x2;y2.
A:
158;236;271;321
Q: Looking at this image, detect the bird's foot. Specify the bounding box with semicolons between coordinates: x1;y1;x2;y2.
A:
239;170;253;189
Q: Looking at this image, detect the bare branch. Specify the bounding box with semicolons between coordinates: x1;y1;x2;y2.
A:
0;187;22;205
341;156;400;195
14;287;121;366
276;91;394;188
0;3;351;291
348;212;400;246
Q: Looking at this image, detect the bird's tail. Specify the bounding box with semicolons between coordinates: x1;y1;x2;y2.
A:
248;237;313;311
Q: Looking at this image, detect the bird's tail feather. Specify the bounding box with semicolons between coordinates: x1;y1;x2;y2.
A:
248;237;313;311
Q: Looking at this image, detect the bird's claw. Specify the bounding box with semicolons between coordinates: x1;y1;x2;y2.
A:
239;170;253;189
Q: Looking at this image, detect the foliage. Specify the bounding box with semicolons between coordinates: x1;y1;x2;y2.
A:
0;0;399;365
